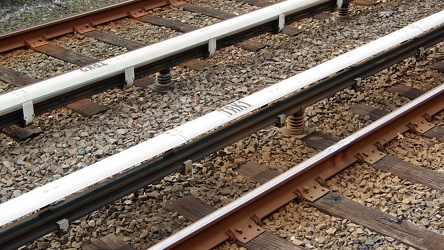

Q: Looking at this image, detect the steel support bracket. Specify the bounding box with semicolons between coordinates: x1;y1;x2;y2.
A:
125;66;135;88
73;24;95;34
56;218;69;237
422;112;432;122
276;114;286;128
277;14;285;32
22;100;35;126
25;37;49;48
226;219;265;244
352;77;362;90
407;120;435;134
128;9;148;18
168;0;186;6
355;148;386;165
182;159;192;175
295;181;329;202
208;38;217;57
418;47;425;58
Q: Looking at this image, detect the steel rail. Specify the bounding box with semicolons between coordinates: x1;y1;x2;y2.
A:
1;12;442;227
0;0;334;128
0;0;172;53
153;78;444;250
0;20;443;249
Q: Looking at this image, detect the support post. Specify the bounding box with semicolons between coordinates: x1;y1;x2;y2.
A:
336;0;350;18
281;108;313;138
150;68;175;92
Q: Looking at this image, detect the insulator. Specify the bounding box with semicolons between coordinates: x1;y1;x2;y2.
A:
282;113;307;136
152;70;174;92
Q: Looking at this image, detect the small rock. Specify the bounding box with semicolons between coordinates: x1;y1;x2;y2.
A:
88;220;96;227
219;188;231;195
117;129;127;135
326;227;337;235
94;149;104;157
77;148;86;156
290;236;305;246
420;218;430;227
316;223;327;230
51;241;61;248
365;239;375;246
146;191;162;199
2;161;11;168
386;237;395;242
37;242;50;249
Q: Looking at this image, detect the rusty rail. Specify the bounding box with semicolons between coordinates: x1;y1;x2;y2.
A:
152;82;444;250
0;0;176;53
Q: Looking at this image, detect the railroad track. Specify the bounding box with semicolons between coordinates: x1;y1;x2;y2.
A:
0;0;333;132
0;0;444;250
154;82;444;249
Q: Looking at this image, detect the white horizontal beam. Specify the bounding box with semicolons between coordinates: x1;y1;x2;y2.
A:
0;9;443;227
0;0;329;121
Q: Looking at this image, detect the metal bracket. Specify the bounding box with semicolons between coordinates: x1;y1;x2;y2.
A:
25;37;49;48
296;182;329;202
407;120;435;134
183;159;192;175
250;213;262;226
125;66;135;88
167;0;186;6
418;47;425;58
22;100;35;126
128;9;148;18
56;219;69;237
373;141;384;151
73;23;95;34
277;14;285;32
415;120;435;134
226;221;265;244
276;114;286;128
422;112;432;122
352;77;362;90
355;149;386;165
208;38;217;57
